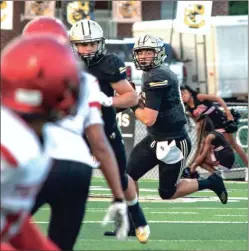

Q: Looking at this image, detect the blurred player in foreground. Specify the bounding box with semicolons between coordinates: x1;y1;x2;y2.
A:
127;34;228;205
1;35;81;250
69;19;150;243
22;17;129;250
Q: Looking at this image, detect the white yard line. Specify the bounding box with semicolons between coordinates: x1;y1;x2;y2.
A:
35;220;248;224
215;214;247;217
40;207;248;211
79;239;247;243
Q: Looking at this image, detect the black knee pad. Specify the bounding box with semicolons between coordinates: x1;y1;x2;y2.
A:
121;172;129;191
158;187;176;200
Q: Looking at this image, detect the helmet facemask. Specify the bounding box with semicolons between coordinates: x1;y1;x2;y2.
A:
71;38;106;66
133;46;165;71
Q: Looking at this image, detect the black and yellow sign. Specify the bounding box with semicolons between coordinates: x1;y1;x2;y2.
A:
184;4;206;29
175;1;213;35
62;1;95;28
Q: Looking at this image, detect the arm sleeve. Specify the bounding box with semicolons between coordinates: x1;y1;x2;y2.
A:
145;89;164;111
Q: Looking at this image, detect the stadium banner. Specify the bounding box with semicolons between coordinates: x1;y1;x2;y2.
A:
0;1;13;30
62;1;95;28
23;1;56;20
175;1;213;34
112;1;142;23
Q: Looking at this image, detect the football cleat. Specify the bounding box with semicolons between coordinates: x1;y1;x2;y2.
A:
135;225;150;244
208;173;228;204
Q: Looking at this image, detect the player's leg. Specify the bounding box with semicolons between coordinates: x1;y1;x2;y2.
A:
105;131;153;243
104;127;136;236
158;137;191;199
223;132;248;167
105;128;149;241
46;159;92;250
158;137;228;204
31;171;52;215
126;135;158;243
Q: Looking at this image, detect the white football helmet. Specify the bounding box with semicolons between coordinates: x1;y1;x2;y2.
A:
133;34;166;70
69;20;106;65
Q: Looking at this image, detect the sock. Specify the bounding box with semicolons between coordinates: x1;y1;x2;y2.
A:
197;178;212;191
127;195;147;228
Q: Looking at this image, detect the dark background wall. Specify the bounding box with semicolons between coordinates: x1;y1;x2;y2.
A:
0;0;240;50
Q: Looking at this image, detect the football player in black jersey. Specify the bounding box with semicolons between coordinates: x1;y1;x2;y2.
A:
127;34;228;205
69;20;150;243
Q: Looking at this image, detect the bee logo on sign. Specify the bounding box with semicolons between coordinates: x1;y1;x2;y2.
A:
67;1;91;26
118;1;138;19
112;1;141;23
23;1;56;20
184;4;206;29
30;1;52;16
1;1;13;30
175;1;213;35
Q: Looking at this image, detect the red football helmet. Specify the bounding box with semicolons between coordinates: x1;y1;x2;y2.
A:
22;16;68;43
1;35;81;121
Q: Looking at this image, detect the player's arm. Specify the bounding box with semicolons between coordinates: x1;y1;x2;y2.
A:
111;59;137;108
197;93;233;120
100;55;138;108
115;82;136;113
85;124;124;199
190;134;215;170
111;80;138;108
83;80;124;200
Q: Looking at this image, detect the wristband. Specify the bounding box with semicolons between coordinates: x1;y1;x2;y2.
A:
113;198;124;203
130;104;139;113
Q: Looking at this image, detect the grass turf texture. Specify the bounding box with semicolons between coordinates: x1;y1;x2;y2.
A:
34;177;248;250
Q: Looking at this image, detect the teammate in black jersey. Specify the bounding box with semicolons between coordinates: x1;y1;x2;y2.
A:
69;20;150;243
190;114;235;174
127;34;228;205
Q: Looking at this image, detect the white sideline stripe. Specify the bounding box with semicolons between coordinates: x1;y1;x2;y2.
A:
168;207;248;210
92;179;247;184
215;214;247;217
40;207;248;211
79;239;247;243
35;220;248;224
87;211;199;214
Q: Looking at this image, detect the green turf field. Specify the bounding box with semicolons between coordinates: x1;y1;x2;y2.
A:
34;178;248;250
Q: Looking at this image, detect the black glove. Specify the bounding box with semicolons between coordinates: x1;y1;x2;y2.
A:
223;120;238;133
181;167;200;179
230;108;241;123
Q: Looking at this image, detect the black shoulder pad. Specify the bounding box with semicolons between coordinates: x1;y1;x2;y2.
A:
98;53;126;78
144;65;171;89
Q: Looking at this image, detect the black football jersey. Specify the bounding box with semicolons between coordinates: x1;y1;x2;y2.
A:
141;64;187;140
87;53;127;134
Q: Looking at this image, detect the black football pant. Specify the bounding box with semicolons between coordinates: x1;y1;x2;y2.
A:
31;159;92;250
106;126;128;191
